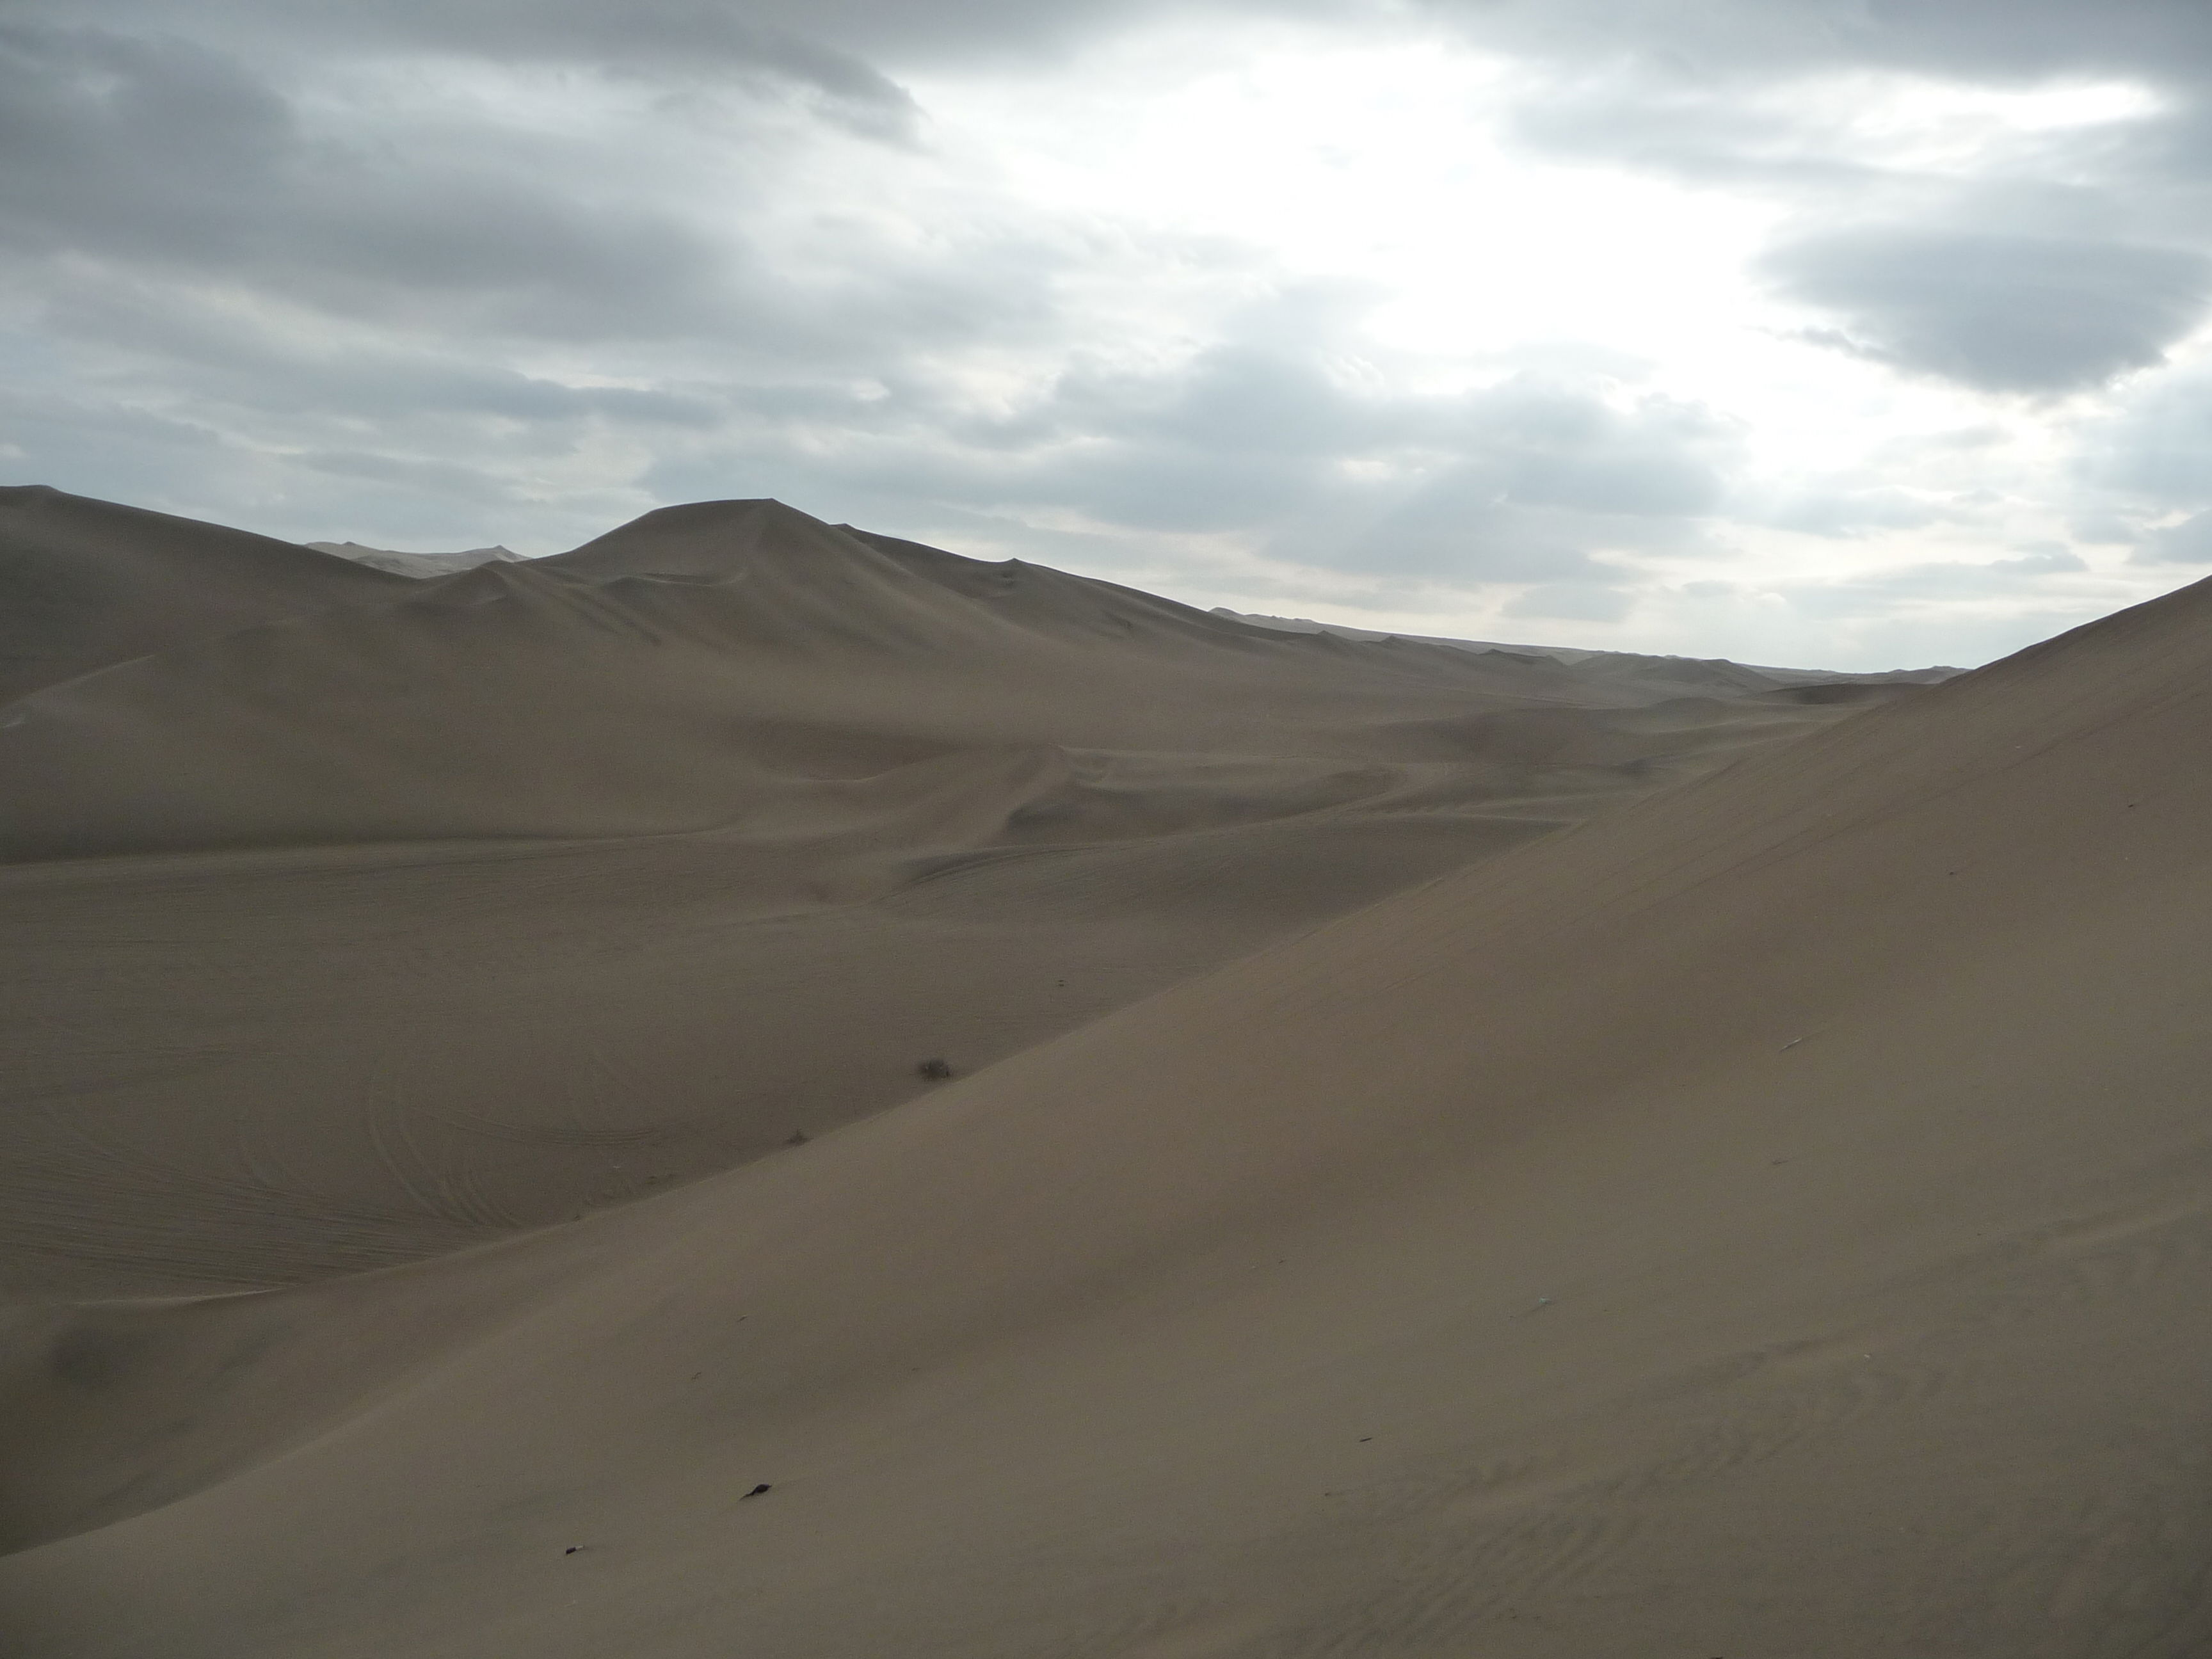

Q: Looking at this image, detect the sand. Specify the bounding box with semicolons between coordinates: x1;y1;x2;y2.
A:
4;488;2206;1656
0;491;1877;1297
0;486;409;705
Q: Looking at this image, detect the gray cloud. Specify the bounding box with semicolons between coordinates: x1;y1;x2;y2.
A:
386;0;920;115
953;352;1735;581
42;0;1269;91
0;24;732;337
1997;547;2091;574
1427;0;2212;90
1761;230;2212;392
1761;485;1945;539
1502;582;1635;623
2069;512;2143;545
2135;511;2212;562
1308;387;1730;583
1452;0;2212;405
34;1;926;132
629;339;1735;597
2076;366;2212;506
0;11;1088;388
1780;547;2094;619
1507;83;1879;192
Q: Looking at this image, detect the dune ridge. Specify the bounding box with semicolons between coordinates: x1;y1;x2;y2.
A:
306;541;522;578
1;493;1896;862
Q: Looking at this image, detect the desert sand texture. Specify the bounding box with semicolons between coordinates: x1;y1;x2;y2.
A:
8;486;2205;1656
0;486;1886;1297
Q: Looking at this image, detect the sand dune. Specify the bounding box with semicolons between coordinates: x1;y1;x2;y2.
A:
0;493;1881;861
7;490;2198;1655
0;485;408;704
306;541;522;579
0;493;1890;1297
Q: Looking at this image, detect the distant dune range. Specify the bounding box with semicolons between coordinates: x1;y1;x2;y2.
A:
1;486;1911;860
6;484;2207;1655
303;540;522;578
0;485;1902;1294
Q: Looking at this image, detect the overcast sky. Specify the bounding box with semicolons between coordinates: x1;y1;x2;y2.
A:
6;0;2212;666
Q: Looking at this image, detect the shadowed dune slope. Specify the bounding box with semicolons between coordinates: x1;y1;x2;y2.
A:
4;575;2210;1655
0;486;409;703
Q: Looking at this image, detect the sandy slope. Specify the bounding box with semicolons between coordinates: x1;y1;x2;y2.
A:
0;495;1856;860
0;815;1521;1297
2;557;2208;1653
0;486;408;704
0;493;1879;1297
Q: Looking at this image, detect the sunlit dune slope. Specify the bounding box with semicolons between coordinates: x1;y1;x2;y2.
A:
4;572;2208;1656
